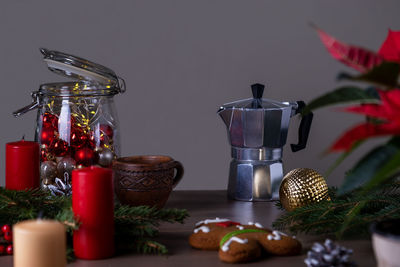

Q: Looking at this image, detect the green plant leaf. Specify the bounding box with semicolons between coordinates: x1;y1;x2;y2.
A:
361;150;400;194
338;146;400;237
324;140;364;178
303;86;379;115
338;62;400;88
338;139;400;195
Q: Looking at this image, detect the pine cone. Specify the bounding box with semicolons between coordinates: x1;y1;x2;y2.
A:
304;239;357;267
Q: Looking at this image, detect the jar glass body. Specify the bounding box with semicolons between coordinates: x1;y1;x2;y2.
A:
34;83;121;190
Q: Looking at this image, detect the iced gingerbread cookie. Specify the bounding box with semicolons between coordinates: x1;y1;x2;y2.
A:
189;217;301;263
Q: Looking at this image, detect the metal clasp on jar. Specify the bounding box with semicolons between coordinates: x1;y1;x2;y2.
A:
13;91;40;117
116;76;126;93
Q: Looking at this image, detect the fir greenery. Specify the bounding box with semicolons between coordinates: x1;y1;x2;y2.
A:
0;187;188;259
273;182;400;238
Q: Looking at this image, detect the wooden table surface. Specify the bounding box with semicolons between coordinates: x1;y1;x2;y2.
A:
0;190;376;266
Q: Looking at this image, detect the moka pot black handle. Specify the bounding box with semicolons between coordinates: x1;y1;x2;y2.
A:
291;101;313;152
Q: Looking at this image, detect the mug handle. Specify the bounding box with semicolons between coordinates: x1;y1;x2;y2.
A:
171;161;184;188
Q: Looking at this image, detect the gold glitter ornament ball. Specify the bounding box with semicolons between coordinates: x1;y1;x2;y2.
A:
279;168;330;212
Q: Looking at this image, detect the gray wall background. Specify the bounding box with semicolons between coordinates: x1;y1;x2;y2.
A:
1;0;399;189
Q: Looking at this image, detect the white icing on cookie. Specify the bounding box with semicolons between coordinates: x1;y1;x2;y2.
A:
195;217;229;226
221;237;248;252
248;222;263;228
236;225;244;230
267;230;288;241
194;226;210;233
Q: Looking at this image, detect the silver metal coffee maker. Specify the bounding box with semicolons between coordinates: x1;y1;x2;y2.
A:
218;83;313;201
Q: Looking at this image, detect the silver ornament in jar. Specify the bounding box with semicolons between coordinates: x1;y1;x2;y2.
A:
40;161;57;183
95;147;115;167
57;157;76;177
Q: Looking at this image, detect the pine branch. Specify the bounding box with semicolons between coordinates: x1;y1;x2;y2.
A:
114;204;188;254
115;204;188;226
134;239;168;254
273;184;400;238
0;187;189;259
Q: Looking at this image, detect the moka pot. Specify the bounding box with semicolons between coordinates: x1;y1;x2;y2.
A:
217;83;313;201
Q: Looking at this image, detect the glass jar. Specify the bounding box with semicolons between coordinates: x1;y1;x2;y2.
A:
14;48;125;195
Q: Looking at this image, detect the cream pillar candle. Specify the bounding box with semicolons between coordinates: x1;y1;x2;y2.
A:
13;219;66;267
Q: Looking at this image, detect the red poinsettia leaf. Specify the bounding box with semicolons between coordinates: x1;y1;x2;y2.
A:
344;89;400;121
378;29;400;62
331;123;400;152
344;105;388;120
331;124;377;151
379;87;400;108
313;25;383;72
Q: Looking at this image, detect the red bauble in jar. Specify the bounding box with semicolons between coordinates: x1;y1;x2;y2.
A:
70;127;89;149
100;124;114;139
85;131;96;150
40;127;56;146
49;138;70;157
75;147;96;166
42;112;59;129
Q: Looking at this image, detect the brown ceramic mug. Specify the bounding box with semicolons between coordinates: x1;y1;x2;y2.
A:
112;155;184;208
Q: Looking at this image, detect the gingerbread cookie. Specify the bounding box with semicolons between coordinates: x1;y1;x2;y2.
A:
189;217;301;263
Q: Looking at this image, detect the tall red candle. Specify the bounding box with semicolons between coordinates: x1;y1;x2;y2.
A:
6;139;40;190
72;166;114;259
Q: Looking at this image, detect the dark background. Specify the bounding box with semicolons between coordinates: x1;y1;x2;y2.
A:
1;0;399;189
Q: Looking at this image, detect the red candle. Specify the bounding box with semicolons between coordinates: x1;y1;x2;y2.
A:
6;139;40;190
72;166;114;259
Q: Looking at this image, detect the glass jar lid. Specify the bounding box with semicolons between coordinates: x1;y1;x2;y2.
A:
40;48;126;93
38;82;120;97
